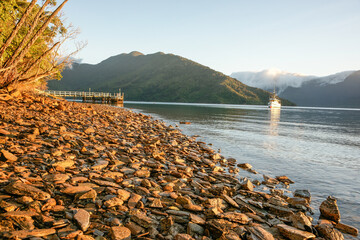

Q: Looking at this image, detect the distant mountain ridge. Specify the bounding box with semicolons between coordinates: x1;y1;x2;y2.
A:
231;70;359;107
48;51;294;105
280;71;360;108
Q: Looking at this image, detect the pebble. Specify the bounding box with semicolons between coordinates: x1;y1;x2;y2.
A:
0;91;357;240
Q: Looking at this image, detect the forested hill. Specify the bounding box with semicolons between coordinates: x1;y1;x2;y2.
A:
48;51;294;105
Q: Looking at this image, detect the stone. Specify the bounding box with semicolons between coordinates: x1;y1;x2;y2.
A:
61;186;93;195
263;203;293;217
74;209;90;231
128;193;142;209
117;189;131;201
125;221;145;235
222;194;240;208
76;189;97;201
84;127;95;134
237;163;252;169
241;179;254;191
205;198;228;210
334;222;358;236
4;182;50;200
78;235;96;240
0;220;14;232
276;175;294;184
187;222;204;236
316;220;344;240
134;170;151;178
3;228;56;239
246;224;275;240
175;233;195;240
289;212;312;231
2;211;38;230
104;197;124;208
43;173;70;182
189;214;205;225
0;150;17;162
130;211;154;228
221;212;250;224
52;159;75;168
149;198;163;208
91;160;109;171
294;190;311;202
111;226;131;240
277;224;316;240
92;179;121;188
319;196;341;223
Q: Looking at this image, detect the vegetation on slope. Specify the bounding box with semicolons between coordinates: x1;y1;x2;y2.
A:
49;51;295;105
0;0;81;90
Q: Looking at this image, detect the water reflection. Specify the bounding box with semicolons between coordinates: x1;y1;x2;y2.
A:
268;108;281;136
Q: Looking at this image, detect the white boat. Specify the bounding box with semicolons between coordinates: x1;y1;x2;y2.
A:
268;90;281;109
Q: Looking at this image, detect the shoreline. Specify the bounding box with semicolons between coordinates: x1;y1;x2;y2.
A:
0;91;358;239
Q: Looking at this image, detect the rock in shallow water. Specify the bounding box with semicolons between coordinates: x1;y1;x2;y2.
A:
319;196;341;223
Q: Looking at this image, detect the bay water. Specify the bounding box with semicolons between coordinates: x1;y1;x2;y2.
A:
124;102;360;232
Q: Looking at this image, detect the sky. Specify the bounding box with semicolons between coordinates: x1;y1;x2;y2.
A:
60;0;360;76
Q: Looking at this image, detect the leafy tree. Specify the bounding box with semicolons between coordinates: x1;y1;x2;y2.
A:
0;0;83;90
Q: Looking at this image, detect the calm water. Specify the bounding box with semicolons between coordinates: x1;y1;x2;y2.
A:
124;102;360;231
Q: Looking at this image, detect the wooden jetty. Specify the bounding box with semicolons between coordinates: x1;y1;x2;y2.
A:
44;90;124;105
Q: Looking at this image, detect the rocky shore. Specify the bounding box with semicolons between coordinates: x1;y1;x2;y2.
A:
0;90;358;240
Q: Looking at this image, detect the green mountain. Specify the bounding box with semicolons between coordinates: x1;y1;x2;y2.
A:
48;51;294;105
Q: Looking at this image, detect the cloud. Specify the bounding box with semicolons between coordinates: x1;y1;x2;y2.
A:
231;69;354;93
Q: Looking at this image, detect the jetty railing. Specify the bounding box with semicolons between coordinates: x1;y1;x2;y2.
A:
42;90;124;105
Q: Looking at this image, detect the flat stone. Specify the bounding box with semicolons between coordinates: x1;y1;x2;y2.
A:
289;212;312;231
52;159;75;168
125;222;145;235
91;179;121;188
222;194;240;208
76;189;97;201
61;186;93;195
221;212;250;224
3;228;56;239
189;214;205;225
263;203;293;217
4;182;50;200
237;163;252;169
0;150;17;162
128;193;142;209
0;129;10;135
334;222;358;236
91;160;109;171
175;233;195;240
74;209;90;231
134;170;150;178
130;211;154;228
187;222;204;236
78;235;96;240
43;174;70;182
319;196;341;223
2;211;38;230
277;224;316;240
104;197;124;208
117;189;131;201
246;224;275;240
111;226;131;240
